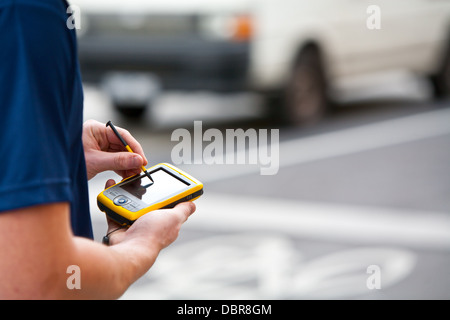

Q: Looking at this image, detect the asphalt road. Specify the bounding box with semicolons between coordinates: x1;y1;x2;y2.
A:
84;83;450;300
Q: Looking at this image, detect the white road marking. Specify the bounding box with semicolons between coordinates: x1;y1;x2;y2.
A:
90;182;450;250
121;234;418;299
279;106;450;167
186;192;450;250
182;107;450;183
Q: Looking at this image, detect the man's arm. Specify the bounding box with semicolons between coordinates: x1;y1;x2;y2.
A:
0;201;195;299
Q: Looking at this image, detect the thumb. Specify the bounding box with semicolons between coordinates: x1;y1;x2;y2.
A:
104;179;116;189
96;151;144;173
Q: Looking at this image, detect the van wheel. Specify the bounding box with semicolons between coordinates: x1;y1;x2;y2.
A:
431;45;450;98
283;47;328;126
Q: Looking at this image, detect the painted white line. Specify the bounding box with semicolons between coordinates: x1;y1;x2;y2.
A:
89;185;450;251
182;107;450;183
187;192;450;250
279;106;450;167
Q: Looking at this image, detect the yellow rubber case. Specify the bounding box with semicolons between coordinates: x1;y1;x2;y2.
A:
97;163;203;226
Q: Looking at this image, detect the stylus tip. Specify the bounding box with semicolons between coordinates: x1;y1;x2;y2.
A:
144;171;154;183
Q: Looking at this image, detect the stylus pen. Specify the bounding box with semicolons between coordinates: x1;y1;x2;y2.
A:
106;121;154;184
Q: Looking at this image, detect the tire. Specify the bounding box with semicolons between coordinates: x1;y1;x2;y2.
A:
283;46;328;126
115;103;147;118
431;44;450;98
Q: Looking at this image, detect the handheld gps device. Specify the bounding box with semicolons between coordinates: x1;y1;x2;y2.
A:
97;163;203;226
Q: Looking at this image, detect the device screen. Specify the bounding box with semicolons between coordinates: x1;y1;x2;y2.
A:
120;168;190;205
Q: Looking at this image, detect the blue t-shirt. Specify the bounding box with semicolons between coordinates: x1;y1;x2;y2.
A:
0;0;92;238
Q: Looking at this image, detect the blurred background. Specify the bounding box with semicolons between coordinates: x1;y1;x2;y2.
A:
71;0;450;299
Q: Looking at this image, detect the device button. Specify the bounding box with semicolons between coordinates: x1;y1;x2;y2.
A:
113;196;130;206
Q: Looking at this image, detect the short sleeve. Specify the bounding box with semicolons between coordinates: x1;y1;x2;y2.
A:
0;0;77;212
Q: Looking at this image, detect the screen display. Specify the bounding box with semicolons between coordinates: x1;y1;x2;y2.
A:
120;169;189;205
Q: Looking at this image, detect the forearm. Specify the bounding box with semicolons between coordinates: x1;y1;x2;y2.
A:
59;236;160;300
0;202;193;300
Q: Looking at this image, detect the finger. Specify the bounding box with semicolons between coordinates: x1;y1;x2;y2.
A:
93;150;144;174
107;126;148;166
171;202;196;223
104;179;116;189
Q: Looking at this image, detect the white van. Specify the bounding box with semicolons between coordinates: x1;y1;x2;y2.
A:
71;0;450;124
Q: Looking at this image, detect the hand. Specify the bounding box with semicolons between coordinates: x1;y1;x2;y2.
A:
83;120;148;180
103;179;196;250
